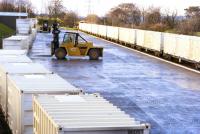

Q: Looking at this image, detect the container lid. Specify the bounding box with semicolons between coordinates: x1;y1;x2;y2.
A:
8;74;80;93
35;94;149;131
0;55;32;63
0;63;52;74
0;50;27;55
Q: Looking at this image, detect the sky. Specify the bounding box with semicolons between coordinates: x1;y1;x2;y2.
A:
30;0;200;16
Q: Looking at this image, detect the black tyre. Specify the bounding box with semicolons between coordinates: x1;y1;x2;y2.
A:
89;49;99;60
55;48;67;60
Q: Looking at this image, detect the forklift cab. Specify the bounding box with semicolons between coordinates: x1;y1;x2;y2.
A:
62;32;89;56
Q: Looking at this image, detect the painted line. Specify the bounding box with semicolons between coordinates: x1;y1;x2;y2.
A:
82;32;200;74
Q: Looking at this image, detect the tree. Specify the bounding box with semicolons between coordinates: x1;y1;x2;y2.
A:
144;7;161;25
185;6;200;18
176;6;200;35
63;11;79;27
48;0;65;18
85;14;101;24
106;3;141;27
162;10;178;29
0;0;16;12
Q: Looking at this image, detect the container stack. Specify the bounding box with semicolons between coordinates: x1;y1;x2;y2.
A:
7;74;81;134
33;94;150;134
3;18;38;50
0;63;53;116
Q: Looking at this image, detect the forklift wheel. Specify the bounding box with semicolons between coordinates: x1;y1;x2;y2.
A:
55;48;67;60
89;49;99;60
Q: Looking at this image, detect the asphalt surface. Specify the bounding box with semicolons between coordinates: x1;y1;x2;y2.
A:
28;31;200;134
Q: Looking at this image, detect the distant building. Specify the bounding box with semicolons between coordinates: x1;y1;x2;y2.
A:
0;12;28;30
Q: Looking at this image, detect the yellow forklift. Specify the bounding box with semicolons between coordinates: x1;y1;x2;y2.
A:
51;32;103;60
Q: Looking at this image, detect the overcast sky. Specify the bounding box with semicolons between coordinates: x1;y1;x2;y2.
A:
31;0;200;16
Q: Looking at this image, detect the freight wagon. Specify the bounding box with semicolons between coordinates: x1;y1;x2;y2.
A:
79;23;200;69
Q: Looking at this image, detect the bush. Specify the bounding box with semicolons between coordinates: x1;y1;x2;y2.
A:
37;17;64;27
137;23;169;32
176;18;200;35
148;23;169;32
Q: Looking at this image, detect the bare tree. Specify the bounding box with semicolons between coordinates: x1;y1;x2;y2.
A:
185;6;200;18
106;3;141;27
144;7;161;25
48;0;65;18
0;0;16;12
176;6;200;35
63;11;79;27
162;10;178;29
85;14;101;24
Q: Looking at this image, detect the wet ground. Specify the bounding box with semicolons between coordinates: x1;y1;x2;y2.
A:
28;31;200;134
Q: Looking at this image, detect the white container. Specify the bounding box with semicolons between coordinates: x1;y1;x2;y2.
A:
91;24;98;34
0;63;53;116
3;36;28;50
33;94;150;134
16;19;31;34
107;26;119;40
3;35;30;50
15;35;32;49
136;30;145;47
0;55;32;63
7;74;81;134
129;29;136;45
175;35;190;59
0;50;27;55
119;27;130;43
144;31;163;51
86;23;92;33
119;28;136;45
98;25;107;37
163;33;178;56
189;36;200;62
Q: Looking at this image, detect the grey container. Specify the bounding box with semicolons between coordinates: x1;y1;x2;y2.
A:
33;94;150;134
0;63;53;117
7;74;81;134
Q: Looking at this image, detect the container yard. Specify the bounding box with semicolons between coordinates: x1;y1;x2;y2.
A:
0;1;200;134
28;31;200;134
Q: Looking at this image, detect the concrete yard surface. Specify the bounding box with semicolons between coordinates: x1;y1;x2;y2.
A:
29;32;200;134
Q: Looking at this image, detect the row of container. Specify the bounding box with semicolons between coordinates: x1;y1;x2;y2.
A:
79;23;200;64
0;50;150;134
3;18;37;51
